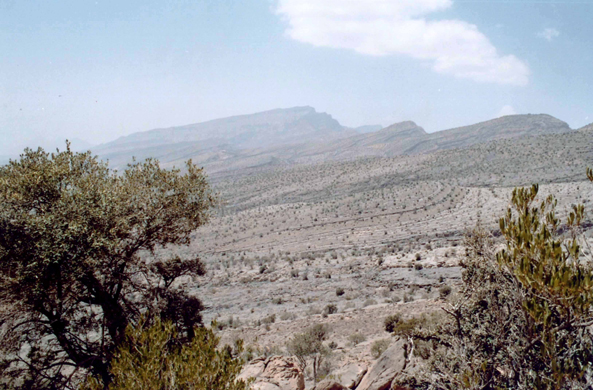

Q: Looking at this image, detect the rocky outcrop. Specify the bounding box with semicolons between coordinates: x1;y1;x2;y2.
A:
238;356;305;390
330;363;368;389
356;339;407;390
313;380;349;390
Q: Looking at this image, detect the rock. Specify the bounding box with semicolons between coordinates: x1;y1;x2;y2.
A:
330;363;368;389
356;339;407;390
239;356;305;390
313;380;348;390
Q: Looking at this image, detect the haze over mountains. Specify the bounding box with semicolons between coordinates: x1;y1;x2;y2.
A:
93;106;581;175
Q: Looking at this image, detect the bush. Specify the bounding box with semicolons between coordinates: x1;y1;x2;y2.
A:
363;298;378;307
348;332;366;346
84;318;249;390
438;285;452;299
324;304;338;315
384;314;402;333
370;339;391;358
287;324;330;385
261;314;276;324
336;287;345;296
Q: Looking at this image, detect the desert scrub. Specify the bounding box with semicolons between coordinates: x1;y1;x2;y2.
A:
438;285;452;299
384;313;402;333
324;304;338;315
370;339;391;358
363;298;378;307
348;332;366;346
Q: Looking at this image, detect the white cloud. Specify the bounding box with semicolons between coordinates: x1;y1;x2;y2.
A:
276;0;530;86
538;28;560;42
498;105;517;117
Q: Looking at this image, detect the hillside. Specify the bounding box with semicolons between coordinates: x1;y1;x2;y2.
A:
578;122;593;132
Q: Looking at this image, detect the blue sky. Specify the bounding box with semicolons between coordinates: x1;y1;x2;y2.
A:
1;0;592;155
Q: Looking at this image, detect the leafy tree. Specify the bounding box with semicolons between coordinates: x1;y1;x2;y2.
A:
393;172;593;390
84;318;250;390
0;145;217;389
286;324;330;385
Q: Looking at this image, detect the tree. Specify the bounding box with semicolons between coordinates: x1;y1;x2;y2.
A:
393;172;593;389
286;324;330;385
84;318;250;390
0;145;217;389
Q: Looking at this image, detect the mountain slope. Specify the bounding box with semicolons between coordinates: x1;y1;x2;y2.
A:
94;109;575;174
95;106;352;155
405;114;571;154
578;122;593;132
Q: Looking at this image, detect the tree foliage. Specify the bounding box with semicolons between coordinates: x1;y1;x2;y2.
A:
84;318;250;390
393;173;593;389
0;145;217;389
286;324;330;384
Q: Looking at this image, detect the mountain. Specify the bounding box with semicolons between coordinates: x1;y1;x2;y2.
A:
578;122;593;132
352;125;383;134
298;121;427;161
271;114;571;165
405;114;572;154
95;106;351;153
94;108;575;174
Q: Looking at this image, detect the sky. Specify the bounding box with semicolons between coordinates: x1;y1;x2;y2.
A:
1;0;592;155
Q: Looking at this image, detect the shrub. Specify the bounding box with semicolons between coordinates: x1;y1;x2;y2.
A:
84;318;249;390
384;314;402;333
324;304;338;315
261;314;276;324
287;324;330;385
348;332;366;346
363;298;378;307
335;287;345;296
370;339;391;358
438;285;452;299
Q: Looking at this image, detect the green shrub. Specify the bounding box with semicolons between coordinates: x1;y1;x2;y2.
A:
384;314;402;333
336;287;345;296
286;324;330;385
85;318;250;390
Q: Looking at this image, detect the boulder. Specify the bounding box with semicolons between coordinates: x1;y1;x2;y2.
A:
239;356;305;390
313;380;348;390
356;339;407;390
330;363;368;389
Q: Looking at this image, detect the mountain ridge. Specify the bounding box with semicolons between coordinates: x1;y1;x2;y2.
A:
93;107;575;174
